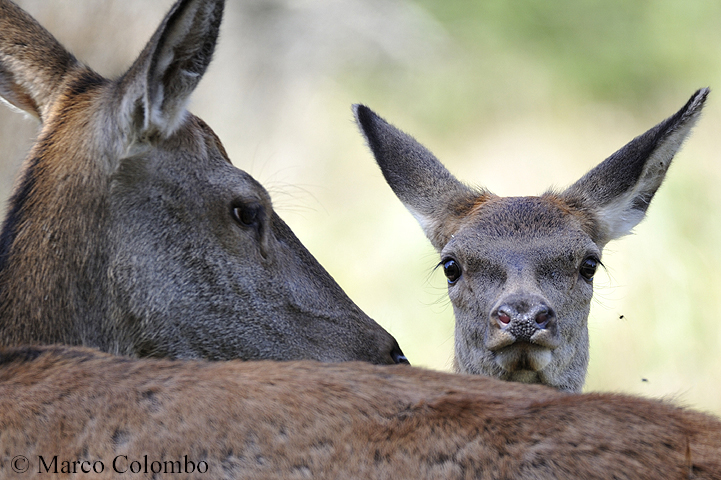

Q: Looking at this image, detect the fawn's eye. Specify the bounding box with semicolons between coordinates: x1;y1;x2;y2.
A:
442;258;462;284
231;202;262;227
579;256;599;281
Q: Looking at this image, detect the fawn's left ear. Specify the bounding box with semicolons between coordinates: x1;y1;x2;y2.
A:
560;88;709;246
118;0;224;140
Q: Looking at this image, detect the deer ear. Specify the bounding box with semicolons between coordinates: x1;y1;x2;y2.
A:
561;88;709;246
0;0;78;121
118;0;224;140
354;104;480;251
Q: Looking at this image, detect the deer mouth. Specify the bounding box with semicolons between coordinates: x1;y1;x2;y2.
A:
493;342;553;373
485;326;560;352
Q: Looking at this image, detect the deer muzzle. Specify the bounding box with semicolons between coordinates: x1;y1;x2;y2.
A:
486;294;560;373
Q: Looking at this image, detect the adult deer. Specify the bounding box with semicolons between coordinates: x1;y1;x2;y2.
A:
0;0;407;365
355;88;708;391
1;344;720;479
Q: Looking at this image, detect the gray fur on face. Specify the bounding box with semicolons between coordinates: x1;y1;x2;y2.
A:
355;89;708;391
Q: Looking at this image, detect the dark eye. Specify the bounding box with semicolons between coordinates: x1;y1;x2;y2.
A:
231;202;261;227
579;256;599;281
442;258;462;284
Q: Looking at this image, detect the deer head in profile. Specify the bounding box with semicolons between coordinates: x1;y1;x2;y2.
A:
0;0;407;366
355;89;707;391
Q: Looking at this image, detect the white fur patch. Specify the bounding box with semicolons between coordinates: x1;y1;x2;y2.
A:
598;118;698;241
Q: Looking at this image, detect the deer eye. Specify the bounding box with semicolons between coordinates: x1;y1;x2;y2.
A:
442;258;462;284
579;256;599;282
231;202;261;227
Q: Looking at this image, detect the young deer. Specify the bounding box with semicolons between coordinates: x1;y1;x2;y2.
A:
1;344;720;479
355;89;708;391
0;0;407;365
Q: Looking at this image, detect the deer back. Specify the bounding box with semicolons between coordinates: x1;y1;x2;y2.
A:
1;345;720;479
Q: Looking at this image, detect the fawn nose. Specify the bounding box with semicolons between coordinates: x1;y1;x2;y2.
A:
492;296;556;343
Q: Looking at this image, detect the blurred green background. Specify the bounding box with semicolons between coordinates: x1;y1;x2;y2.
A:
1;0;720;414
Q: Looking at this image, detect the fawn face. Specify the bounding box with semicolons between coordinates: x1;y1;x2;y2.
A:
355;88;707;391
445;195;599;390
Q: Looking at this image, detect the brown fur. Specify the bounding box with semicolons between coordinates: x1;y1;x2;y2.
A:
1;344;720;479
0;72;110;346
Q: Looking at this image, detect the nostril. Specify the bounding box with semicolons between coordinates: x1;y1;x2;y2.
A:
498;308;511;325
535;306;553;328
391;345;410;365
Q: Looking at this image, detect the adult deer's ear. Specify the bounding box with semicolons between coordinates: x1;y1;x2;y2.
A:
117;0;224;140
354;104;482;251
0;0;79;121
560;88;708;246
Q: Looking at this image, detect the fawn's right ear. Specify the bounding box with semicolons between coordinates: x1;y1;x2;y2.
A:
354;104;480;251
117;0;224;141
0;0;78;120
